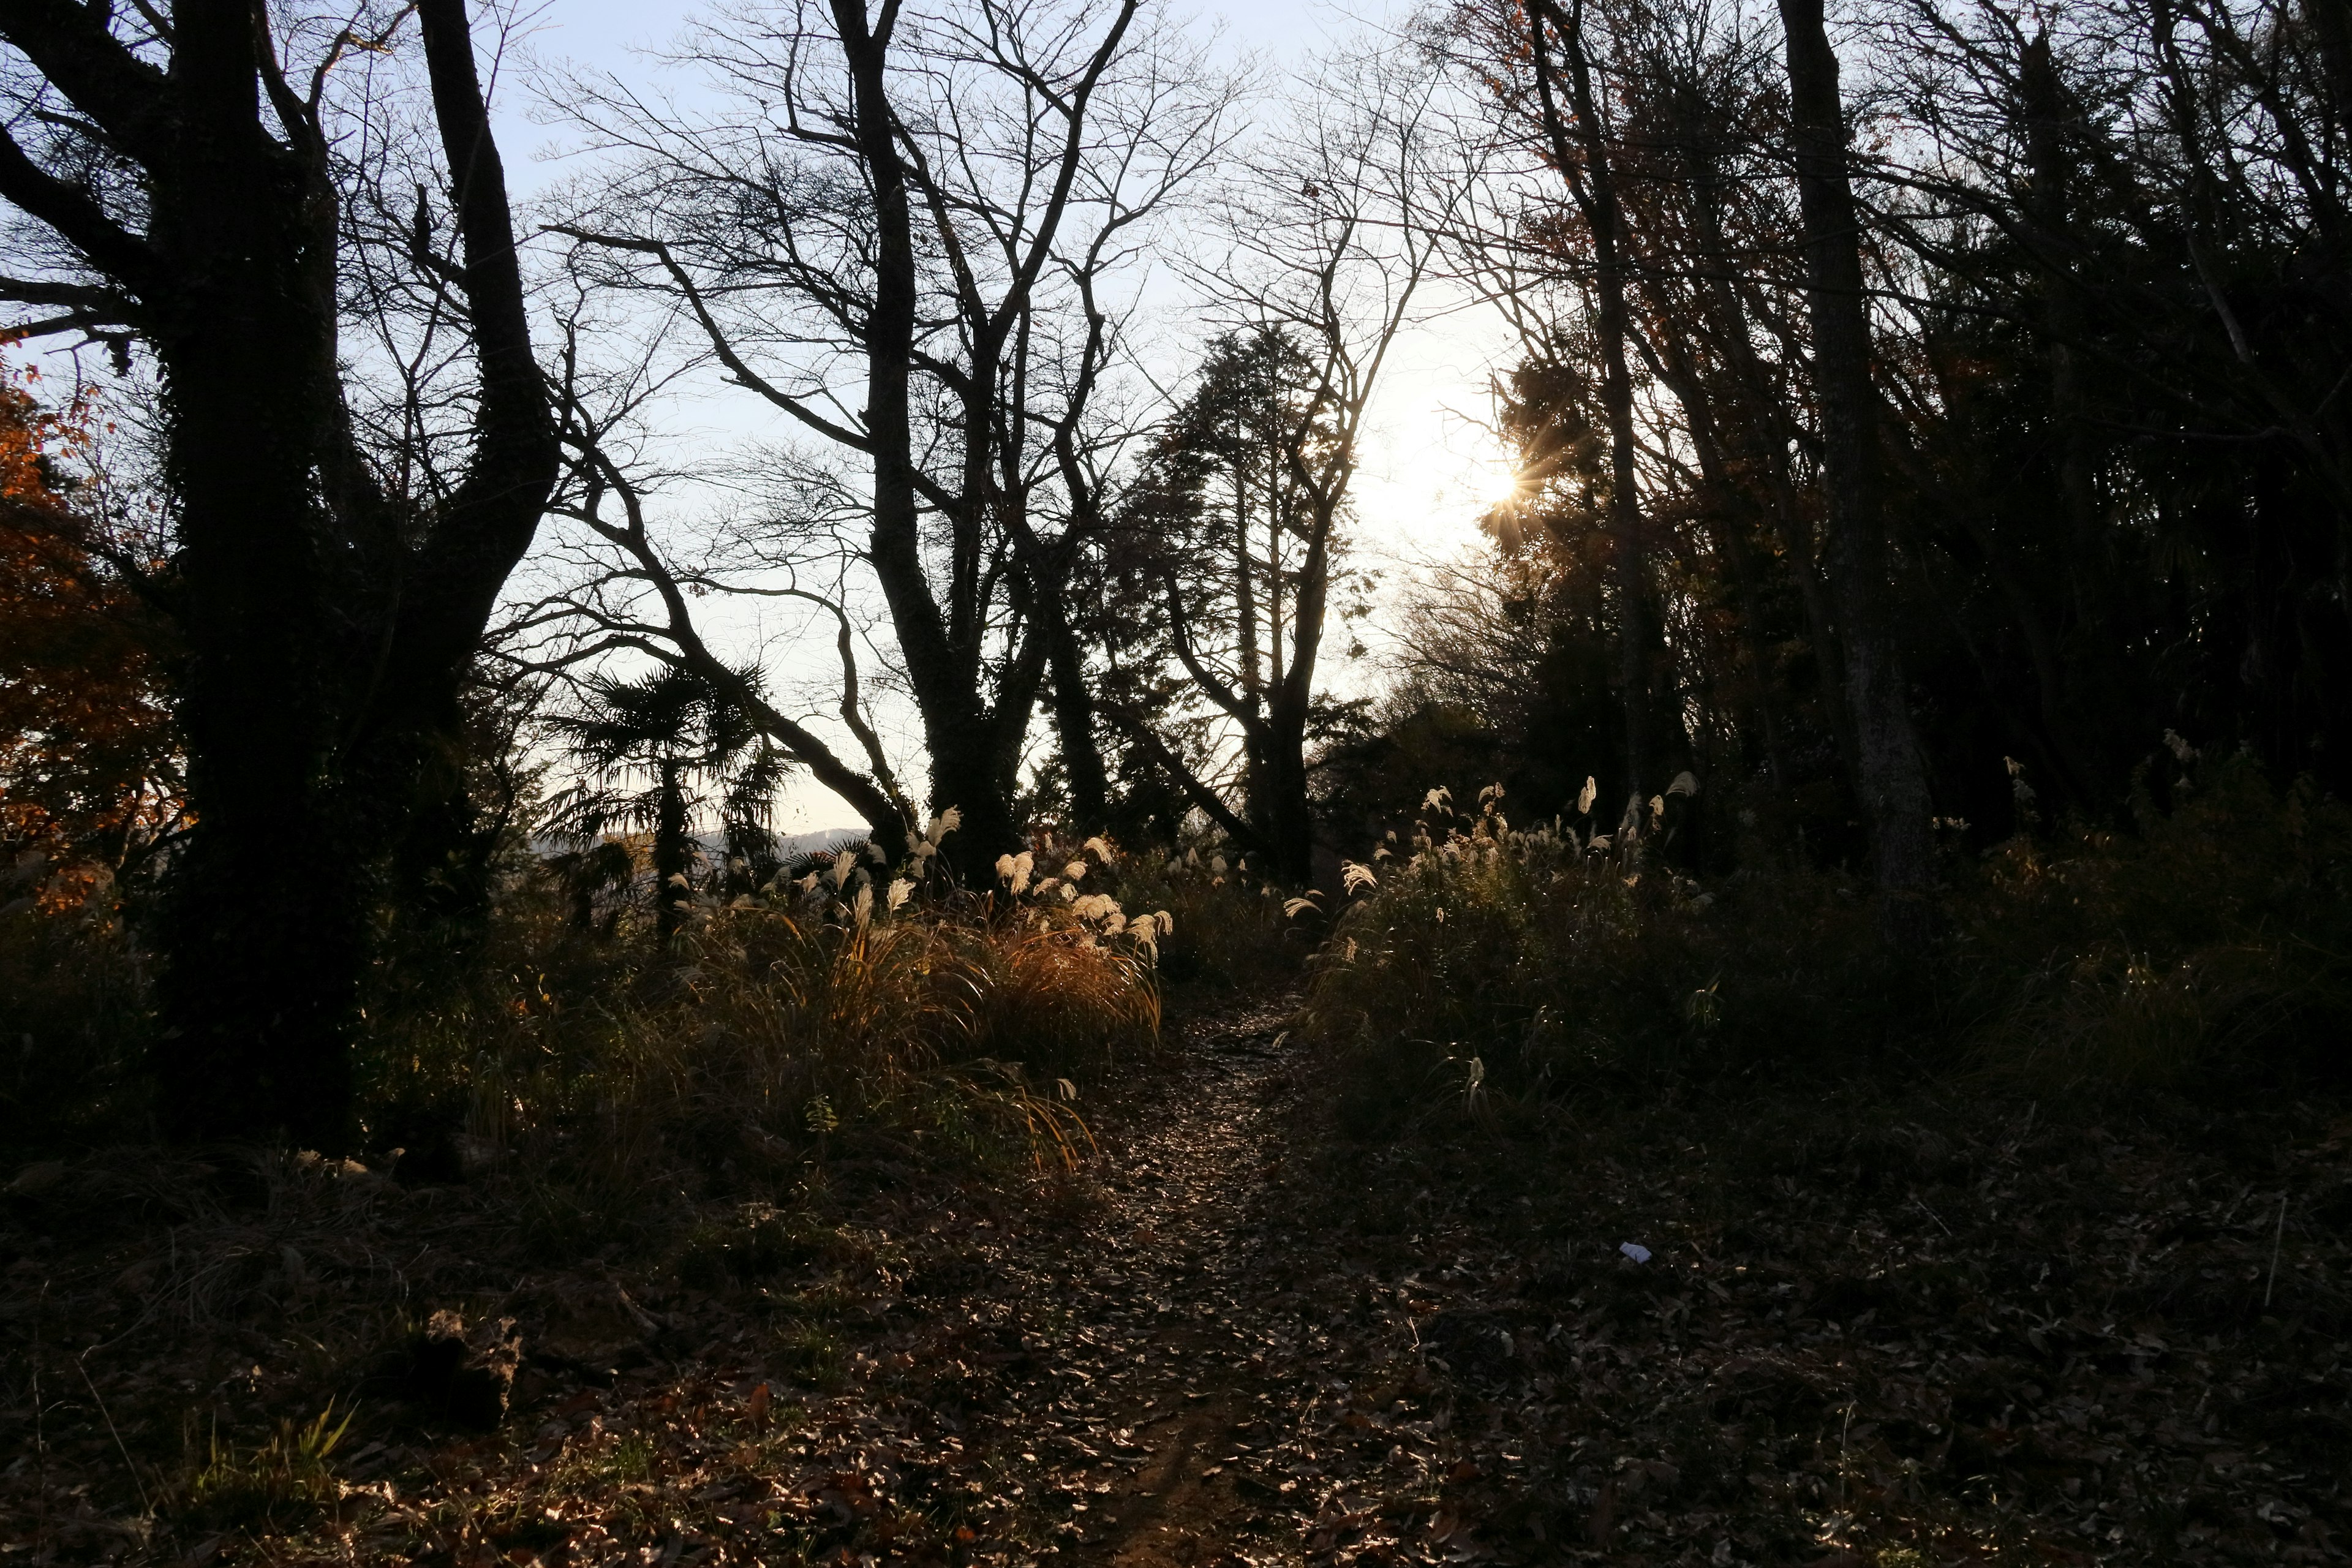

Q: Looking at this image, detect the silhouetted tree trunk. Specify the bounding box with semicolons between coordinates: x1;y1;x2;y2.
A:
1529;0;1672;821
1774;0;1937;938
825;0;1006;868
0;0;557;1146
1045;608;1110;829
652;761;692;941
2011;29;2125;806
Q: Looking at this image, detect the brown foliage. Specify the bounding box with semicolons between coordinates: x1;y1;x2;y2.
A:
0;366;178;911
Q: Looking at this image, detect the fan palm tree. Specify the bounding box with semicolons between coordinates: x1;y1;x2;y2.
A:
545;665;790;938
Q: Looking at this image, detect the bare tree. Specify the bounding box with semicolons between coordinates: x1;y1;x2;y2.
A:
1118;44;1459;883
1521;0;1678;820
0;0;557;1145
548;0;1232;875
1433;0;1798;827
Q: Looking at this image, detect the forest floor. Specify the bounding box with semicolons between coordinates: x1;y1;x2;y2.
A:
6;988;2351;1566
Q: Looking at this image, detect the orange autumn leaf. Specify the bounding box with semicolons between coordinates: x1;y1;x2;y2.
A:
0;364;181;911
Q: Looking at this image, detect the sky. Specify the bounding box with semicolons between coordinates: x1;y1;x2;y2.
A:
501;0;1523;832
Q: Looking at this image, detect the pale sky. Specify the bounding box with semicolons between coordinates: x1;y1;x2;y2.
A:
504;0;1520;831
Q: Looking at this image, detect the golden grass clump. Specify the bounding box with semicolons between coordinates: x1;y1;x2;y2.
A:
333;816;1177;1213
1294;790;1798;1134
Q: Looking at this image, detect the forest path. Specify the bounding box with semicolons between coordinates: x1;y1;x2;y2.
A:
963;990;1374;1568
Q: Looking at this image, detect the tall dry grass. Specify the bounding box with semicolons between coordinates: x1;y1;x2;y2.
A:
355;824;1170;1220
1298;759;2352;1134
1;814;1176;1196
1110;845;1305;992
1294;788;1889;1134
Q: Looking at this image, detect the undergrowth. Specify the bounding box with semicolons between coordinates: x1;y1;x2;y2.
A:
1299;755;2352;1136
345;820;1197;1218
0;851;148;1142
0;821;1297;1564
1;812;1304;1194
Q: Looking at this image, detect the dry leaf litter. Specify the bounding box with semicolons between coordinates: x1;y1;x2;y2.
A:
4;995;2348;1566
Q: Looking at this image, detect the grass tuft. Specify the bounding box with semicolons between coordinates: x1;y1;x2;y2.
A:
178;1403;352;1533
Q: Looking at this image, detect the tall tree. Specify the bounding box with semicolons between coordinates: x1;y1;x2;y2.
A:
1374;0;2348;876
1091;51;1439;884
1523;0;1676;824
1772;0;1936;935
0;0;558;1145
1101;327;1329;856
1107;46;1452;884
557;0;1229;876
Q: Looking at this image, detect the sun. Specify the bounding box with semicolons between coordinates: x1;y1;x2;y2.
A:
1478;462;1526;510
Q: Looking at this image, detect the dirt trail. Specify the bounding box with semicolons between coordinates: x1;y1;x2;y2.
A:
966;993;1349;1568
15;979;2327;1567
2;986;1452;1568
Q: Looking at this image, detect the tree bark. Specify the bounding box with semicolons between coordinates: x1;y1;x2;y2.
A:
1774;0;1937;939
0;0;556;1146
1531;0;1670;821
145;0;360;1146
653;761;691;941
1264;495;1334;886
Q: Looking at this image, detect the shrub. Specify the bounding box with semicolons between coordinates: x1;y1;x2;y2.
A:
353;818;1171;1213
1;809;1170;1202
1961;753;2352;1088
1295;790;1896;1134
1299;761;2352;1134
0;859;150;1153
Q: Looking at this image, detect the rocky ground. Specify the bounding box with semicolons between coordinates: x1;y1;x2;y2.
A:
6;992;2350;1566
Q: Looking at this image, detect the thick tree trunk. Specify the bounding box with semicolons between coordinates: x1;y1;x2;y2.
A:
146;0;363;1148
5;0;565;1150
1534;0;1672;821
1775;0;1938;940
1261;721;1314;886
2021;35;2101;567
1259;503;1336;887
2015;31;2122;805
153;413;360;1144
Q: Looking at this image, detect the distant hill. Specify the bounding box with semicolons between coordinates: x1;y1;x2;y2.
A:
530;827;867;862
766;829;869;862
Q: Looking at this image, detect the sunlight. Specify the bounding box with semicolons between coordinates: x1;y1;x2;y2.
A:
1343;317;1523;563
1476;461;1526;510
